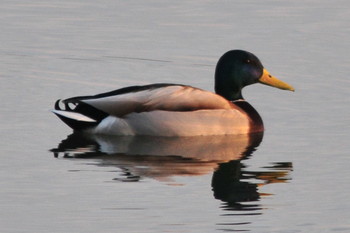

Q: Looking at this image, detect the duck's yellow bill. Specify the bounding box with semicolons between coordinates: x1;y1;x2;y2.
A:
258;69;295;91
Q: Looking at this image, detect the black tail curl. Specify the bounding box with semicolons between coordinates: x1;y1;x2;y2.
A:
54;99;60;110
53;99;108;132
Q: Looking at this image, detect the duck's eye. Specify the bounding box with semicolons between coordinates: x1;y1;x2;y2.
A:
244;59;251;64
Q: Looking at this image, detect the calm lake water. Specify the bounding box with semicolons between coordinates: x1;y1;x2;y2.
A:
1;1;349;232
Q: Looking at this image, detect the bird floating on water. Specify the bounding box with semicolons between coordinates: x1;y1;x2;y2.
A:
52;50;294;136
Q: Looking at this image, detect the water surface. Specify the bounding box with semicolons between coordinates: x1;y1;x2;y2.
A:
1;1;349;232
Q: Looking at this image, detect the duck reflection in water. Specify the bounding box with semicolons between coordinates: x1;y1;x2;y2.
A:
51;132;292;211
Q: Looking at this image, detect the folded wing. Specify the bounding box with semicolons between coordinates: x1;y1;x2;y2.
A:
63;84;235;117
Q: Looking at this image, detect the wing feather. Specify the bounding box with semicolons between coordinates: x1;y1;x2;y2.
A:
64;84;236;117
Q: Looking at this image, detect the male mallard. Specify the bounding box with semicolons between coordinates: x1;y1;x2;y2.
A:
52;50;294;136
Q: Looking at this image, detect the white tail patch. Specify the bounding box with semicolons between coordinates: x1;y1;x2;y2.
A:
51;110;96;122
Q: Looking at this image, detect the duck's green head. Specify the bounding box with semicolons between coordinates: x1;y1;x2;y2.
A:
215;50;294;100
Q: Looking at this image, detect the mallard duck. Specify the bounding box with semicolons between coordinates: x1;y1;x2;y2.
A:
52;50;294;136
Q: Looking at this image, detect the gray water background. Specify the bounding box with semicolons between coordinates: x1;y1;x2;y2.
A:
0;1;349;232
